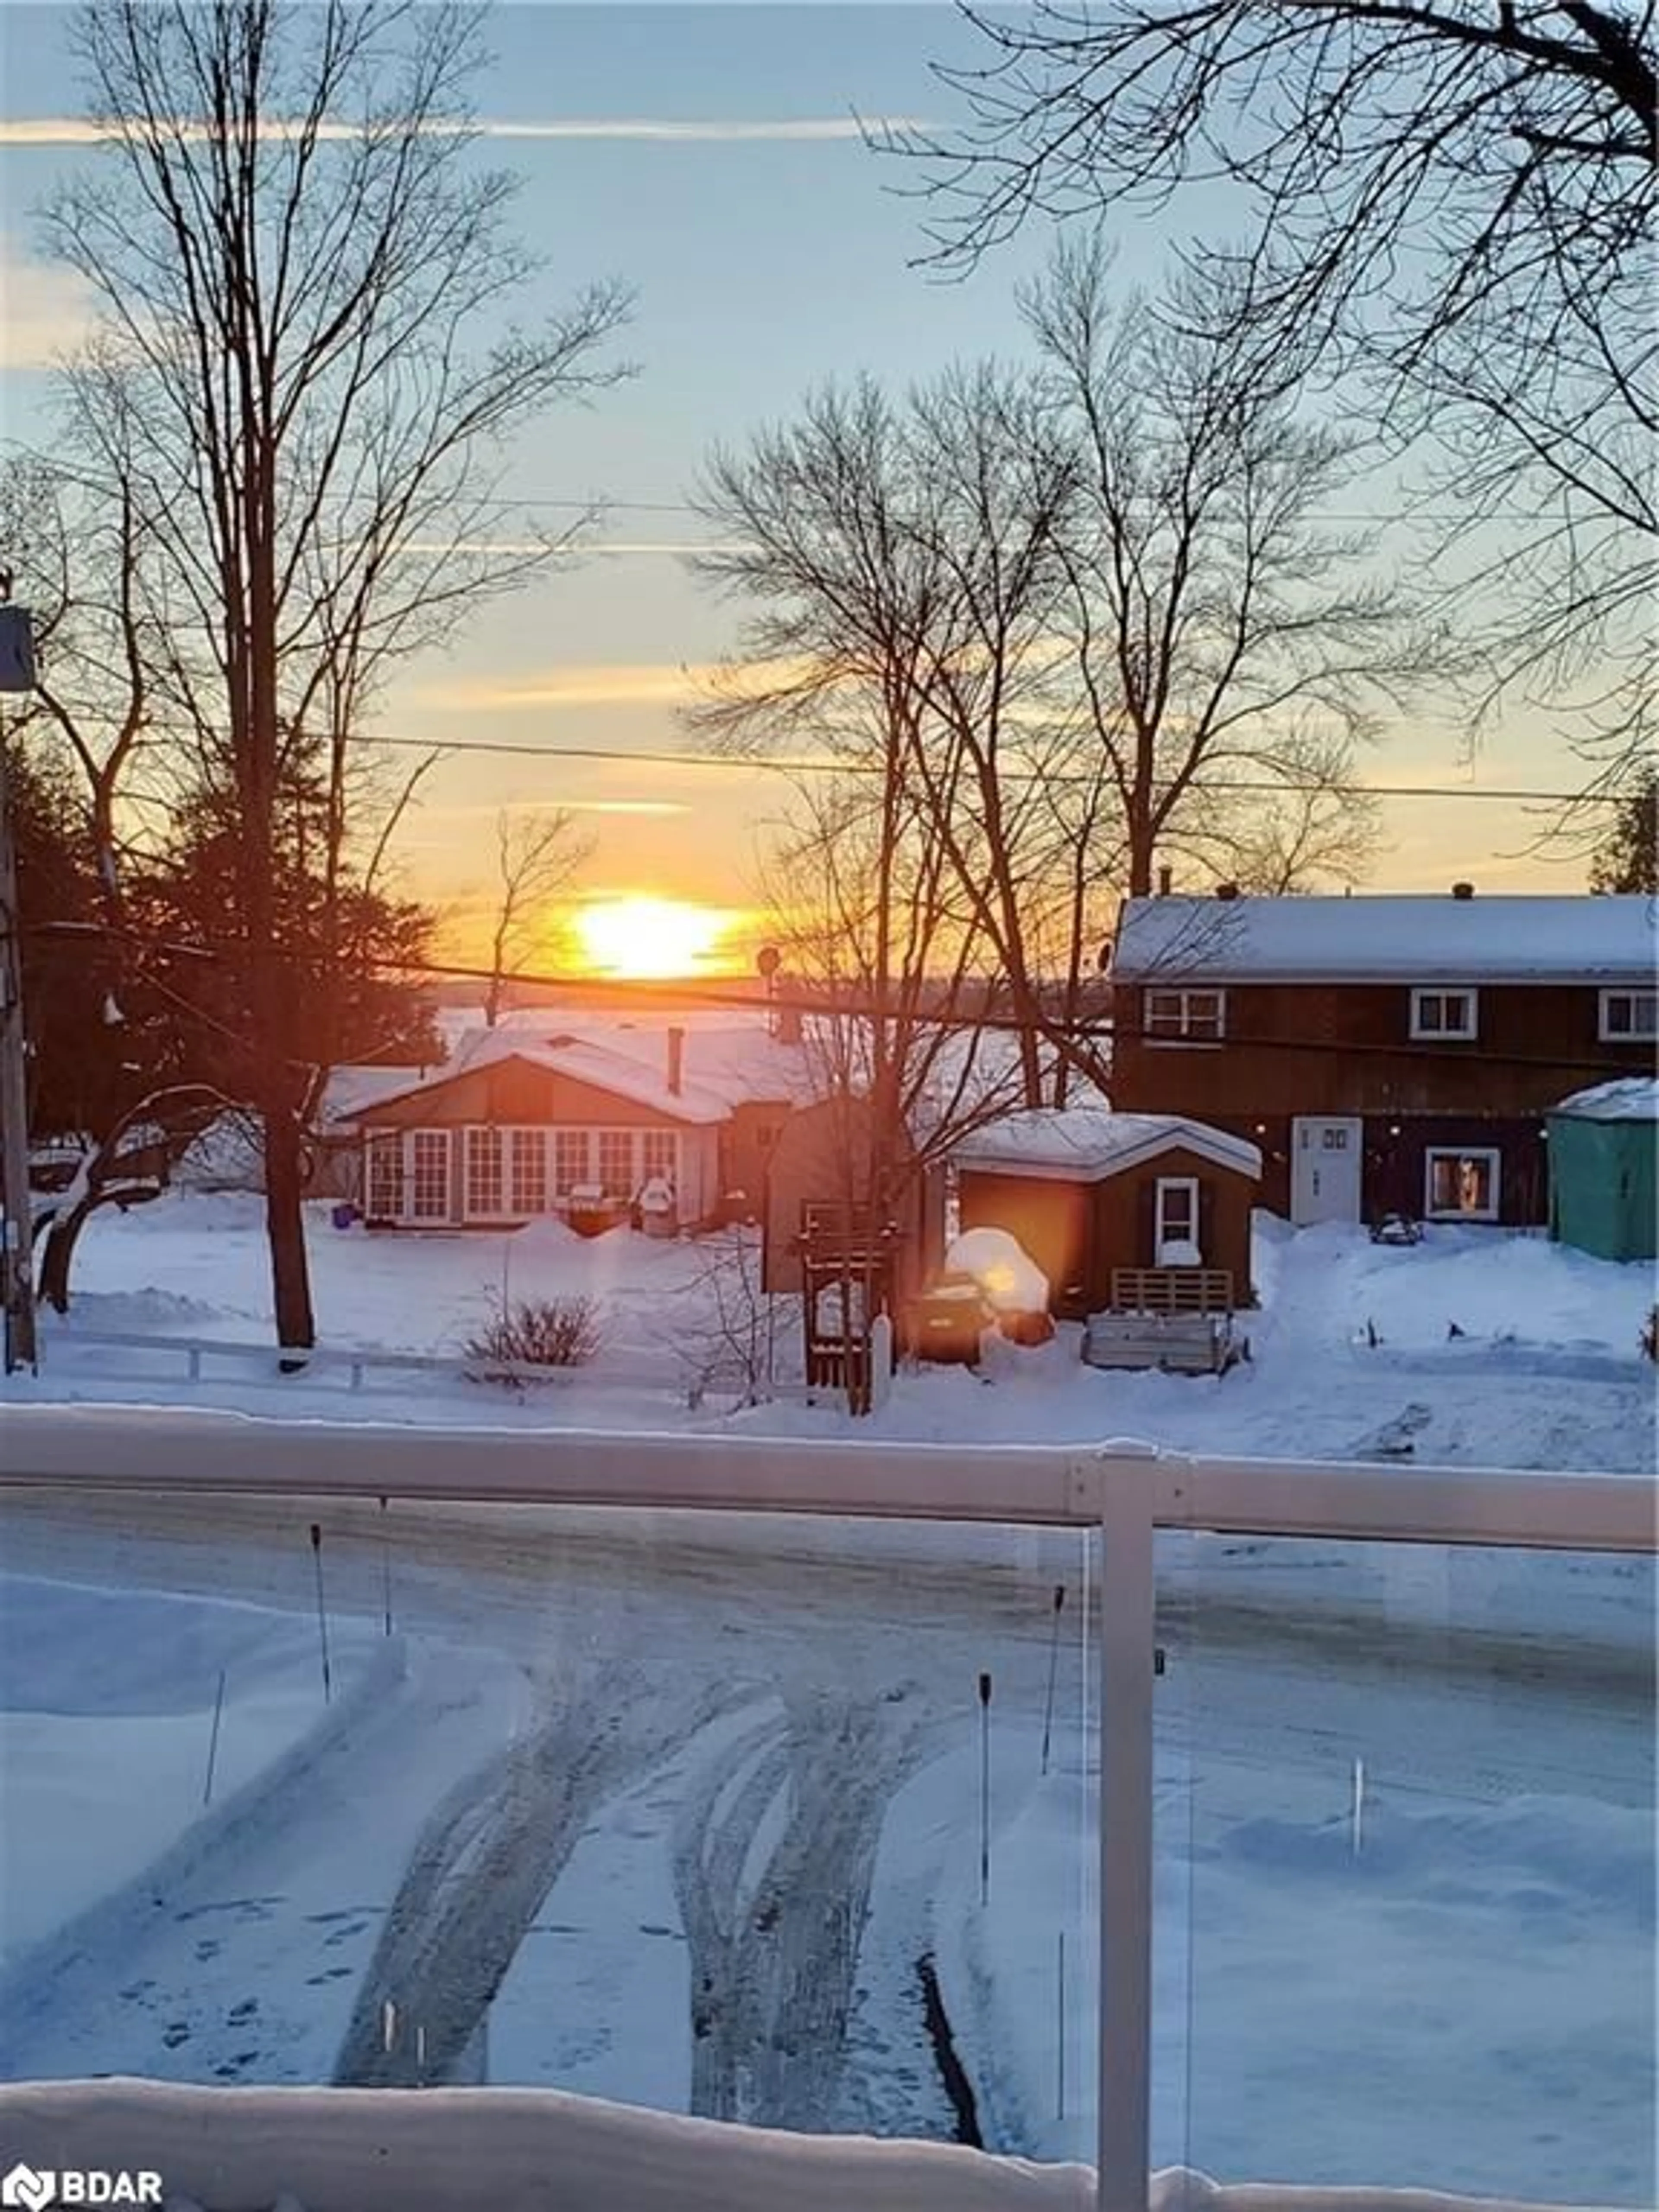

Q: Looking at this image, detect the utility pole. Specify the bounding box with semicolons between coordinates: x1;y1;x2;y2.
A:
0;579;38;1373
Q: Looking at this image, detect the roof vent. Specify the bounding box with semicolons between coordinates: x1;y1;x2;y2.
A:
547;1033;577;1047
1156;864;1173;897
1451;881;1475;900
1215;881;1240;901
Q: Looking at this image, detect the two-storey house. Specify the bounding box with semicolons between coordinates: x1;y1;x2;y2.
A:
1107;887;1658;1227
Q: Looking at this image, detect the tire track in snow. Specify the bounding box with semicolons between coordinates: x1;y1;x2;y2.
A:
671;1680;938;2133
334;1660;739;2088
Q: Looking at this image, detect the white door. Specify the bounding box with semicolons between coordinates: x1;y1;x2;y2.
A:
1290;1116;1363;1225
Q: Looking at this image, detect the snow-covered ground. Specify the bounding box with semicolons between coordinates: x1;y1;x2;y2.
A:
0;1198;1652;2204
6;1194;1655;1474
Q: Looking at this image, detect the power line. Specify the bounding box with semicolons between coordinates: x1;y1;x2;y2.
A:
36;918;1651;1081
364;731;1614;805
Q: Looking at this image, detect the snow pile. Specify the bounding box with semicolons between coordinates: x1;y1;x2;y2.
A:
946;1227;1049;1314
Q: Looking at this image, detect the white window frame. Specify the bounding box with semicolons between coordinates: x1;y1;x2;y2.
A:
596;1128;636;1196
408;1129;452;1223
508;1128;549;1215
640;1128;678;1186
1423;1144;1501;1222
1153;1175;1200;1264
463;1127;510;1222
1410;986;1478;1040
365;1132;403;1221
553;1130;590;1197
1142;987;1226;1043
1599;987;1658;1042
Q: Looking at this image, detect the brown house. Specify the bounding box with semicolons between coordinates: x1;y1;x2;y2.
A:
355;1023;805;1230
1108;888;1658;1228
955;1108;1261;1318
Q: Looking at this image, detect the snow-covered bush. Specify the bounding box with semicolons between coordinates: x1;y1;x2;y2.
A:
464;1294;602;1385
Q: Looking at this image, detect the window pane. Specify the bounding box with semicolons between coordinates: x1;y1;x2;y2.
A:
509;1130;547;1214
597;1131;634;1193
466;1128;503;1216
1159;1532;1655;2200
641;1130;677;1183
410;1131;448;1220
553;1131;588;1195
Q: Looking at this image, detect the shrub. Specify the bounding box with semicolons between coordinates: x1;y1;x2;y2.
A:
464;1294;602;1386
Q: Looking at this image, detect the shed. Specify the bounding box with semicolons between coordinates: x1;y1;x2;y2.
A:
954;1108;1262;1319
1547;1079;1658;1262
761;1093;943;1300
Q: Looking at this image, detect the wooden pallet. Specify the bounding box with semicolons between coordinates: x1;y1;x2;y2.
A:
1083;1309;1239;1375
1109;1267;1235;1316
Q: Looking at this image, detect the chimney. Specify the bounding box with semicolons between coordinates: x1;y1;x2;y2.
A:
1451;881;1475;901
1215;881;1239;902
666;1025;684;1096
1157;864;1173;897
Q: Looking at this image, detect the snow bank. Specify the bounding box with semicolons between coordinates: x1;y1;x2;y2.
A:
0;2079;1633;2212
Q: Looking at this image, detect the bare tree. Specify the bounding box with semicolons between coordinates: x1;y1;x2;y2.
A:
484;806;591;1027
1024;241;1417;900
889;0;1655;790
693;251;1411;1104
41;0;631;1353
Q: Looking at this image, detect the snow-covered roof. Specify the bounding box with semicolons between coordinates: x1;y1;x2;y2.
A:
317;1065;435;1130
955;1106;1262;1182
365;1030;734;1127
1112;893;1659;982
1552;1077;1659;1122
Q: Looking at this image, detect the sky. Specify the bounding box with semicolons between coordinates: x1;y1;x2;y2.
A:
0;2;1604;974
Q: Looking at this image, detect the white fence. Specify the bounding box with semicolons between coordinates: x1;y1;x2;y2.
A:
0;1405;1651;2212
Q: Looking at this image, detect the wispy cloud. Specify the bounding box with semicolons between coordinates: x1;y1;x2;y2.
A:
413;657;802;713
0;232;95;369
0;114;925;148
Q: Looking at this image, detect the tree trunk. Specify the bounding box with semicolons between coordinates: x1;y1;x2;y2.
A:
262;1080;315;1360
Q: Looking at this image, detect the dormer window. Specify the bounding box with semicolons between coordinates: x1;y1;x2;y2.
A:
1144;987;1226;1042
1411;987;1478;1040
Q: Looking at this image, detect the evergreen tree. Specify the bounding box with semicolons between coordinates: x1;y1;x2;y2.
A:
1589;775;1658;894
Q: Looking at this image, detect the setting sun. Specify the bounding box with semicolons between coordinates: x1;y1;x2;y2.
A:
572;896;741;979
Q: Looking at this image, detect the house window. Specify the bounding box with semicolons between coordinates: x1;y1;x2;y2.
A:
464;1127;504;1218
509;1128;547;1214
1411;988;1478;1039
553;1130;589;1195
1424;1146;1500;1221
410;1130;451;1222
597;1129;635;1195
1599;988;1657;1042
640;1128;677;1185
1144;987;1226;1041
1154;1176;1201;1264
366;1134;402;1220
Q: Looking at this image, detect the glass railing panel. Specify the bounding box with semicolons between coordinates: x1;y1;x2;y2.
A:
1156;1529;1657;2206
0;1483;1099;2167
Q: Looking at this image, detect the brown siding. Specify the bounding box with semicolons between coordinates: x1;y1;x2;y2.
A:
720;1100;793;1220
960;1144;1257;1316
762;1096;938;1297
1114;982;1649;1124
1180;1111;1551;1225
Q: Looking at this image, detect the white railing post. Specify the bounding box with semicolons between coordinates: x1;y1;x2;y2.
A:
1094;1450;1157;2212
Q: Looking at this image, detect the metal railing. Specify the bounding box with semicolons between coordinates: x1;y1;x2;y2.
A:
0;1402;1651;2212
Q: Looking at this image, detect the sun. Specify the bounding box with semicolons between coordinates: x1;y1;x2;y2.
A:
572;895;736;979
